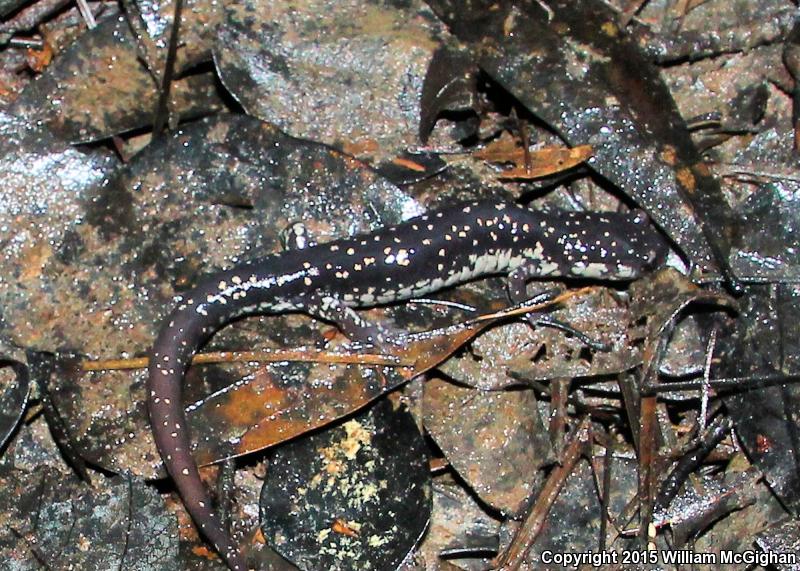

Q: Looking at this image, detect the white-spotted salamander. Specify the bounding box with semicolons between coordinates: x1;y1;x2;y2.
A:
147;199;666;570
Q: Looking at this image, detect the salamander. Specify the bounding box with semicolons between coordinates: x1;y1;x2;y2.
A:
147;199;666;570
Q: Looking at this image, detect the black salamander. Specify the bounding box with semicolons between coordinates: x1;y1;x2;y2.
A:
147;199;666;570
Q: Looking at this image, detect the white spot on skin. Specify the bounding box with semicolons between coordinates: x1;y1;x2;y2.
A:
614;264;636;278
570;262;614;278
396;249;409;266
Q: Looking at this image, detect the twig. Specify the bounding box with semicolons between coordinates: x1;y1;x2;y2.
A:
495;417;592;570
151;0;183;134
75;0;96;28
81;348;408;371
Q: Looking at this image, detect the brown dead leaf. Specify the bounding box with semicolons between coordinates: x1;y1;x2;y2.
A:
474;138;593;179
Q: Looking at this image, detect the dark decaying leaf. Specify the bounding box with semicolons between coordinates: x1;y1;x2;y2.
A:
691;470;789;570
439;287;643;390
628;268;737;400
214;0;449;165
37;112;415;360
423;377;554;516
189;357;404;468
38;352;91;481
732;182;800;281
634;0;794;64
0;111;116;352
717;283;800;513
260;396;430;571
419;43;480;143
0;467;179;569
0;359;29;451
418;477;501;566
654;466;763;546
49;286;495;478
9;15;223;143
121;0;221;78
505;457;639;567
425;0;739;284
756;519;800;570
725;128;800;282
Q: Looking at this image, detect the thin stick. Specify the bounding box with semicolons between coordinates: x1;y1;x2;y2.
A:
82;348;408;371
75;0;96;28
151;0;183;135
495;418;591;569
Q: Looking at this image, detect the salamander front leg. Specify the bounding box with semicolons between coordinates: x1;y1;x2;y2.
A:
506;266;611;352
305;293;391;345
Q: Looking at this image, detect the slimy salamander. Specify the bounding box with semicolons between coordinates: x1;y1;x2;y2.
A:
147;199;666;570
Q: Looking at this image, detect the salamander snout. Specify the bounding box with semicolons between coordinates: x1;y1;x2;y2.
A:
624;210;669;272
554;208;668;280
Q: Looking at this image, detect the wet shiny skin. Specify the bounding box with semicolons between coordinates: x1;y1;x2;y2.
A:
147;199;666;570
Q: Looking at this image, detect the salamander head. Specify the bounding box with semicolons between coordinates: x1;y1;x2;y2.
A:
504;203;668;280
553;209;667;279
